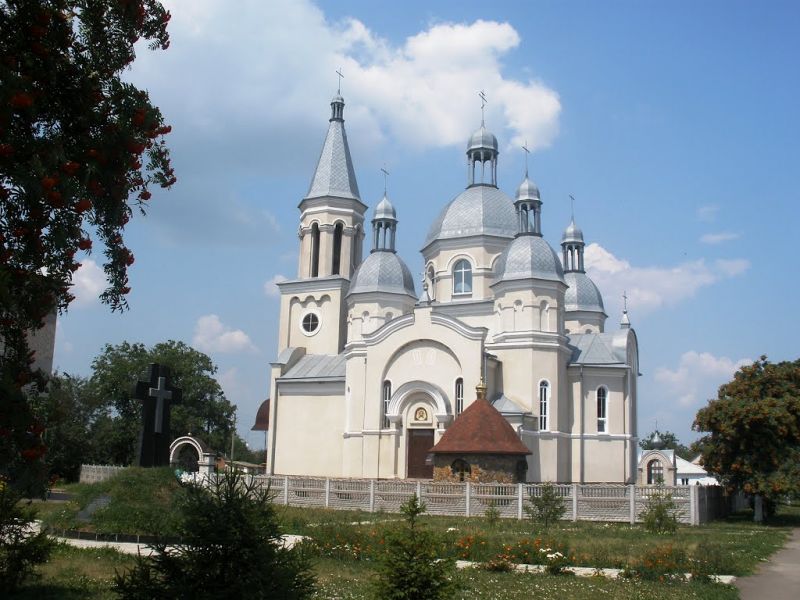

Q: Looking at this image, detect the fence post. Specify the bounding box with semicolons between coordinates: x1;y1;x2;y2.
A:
417;481;422;502
690;484;698;525
517;483;524;520
572;484;578;521
325;478;330;508
465;482;471;517
284;475;289;506
629;484;636;524
369;480;375;513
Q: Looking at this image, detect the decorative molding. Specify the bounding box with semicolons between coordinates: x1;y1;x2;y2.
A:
430;312;487;341
362;313;415;345
387;380;450;417
277;276;349;294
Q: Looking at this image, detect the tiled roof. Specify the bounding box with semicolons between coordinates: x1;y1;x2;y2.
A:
425;184;517;245
305;119;360;201
279;354;346;380
347;251;417;298
431;398;530;455
567;332;628;365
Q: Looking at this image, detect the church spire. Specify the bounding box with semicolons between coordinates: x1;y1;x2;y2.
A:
466;90;499;187
514;142;542;236
372;169;398;253
305;92;360;202
561;203;585;272
620;291;631;329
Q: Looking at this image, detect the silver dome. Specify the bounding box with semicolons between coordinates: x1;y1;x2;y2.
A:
348;251;417;298
564;271;605;313
516;176;540;201
495;235;565;284
374;194;397;220
467;126;498;153
425;185;516;246
561;218;584;243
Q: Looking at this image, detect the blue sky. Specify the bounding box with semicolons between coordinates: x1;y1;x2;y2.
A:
54;0;800;451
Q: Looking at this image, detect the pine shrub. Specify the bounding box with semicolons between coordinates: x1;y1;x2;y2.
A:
0;485;54;592
524;482;566;530
641;487;678;534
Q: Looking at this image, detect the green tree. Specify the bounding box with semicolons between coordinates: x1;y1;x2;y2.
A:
694;356;800;514
0;485;54;591
89;340;236;465
639;430;694;461
115;470;314;599
0;0;174;493
524;481;566;530
372;494;456;600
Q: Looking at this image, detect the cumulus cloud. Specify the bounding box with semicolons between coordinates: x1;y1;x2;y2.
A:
263;274;288;297
695;204;719;222
134;1;560;157
70;259;105;307
654;351;751;408
700;232;740;245
192;314;256;353
584;243;750;315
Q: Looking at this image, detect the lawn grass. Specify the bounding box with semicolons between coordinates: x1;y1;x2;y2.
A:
309;557;738;600
9;543;136;599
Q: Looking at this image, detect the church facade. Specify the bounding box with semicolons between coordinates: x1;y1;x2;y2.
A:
266;93;640;483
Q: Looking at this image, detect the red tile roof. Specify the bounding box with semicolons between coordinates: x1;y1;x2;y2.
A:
431;398;530;455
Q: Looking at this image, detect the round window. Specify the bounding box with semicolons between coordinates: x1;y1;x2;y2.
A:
300;312;320;335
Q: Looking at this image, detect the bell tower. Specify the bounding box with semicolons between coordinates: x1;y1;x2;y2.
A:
275;92;367;355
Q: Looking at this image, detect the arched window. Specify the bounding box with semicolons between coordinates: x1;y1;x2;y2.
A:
455;378;464;416
539;380;549;431
647;459;663;485
453;259;472;295
310;223;320;277
451;459;471;482
331;222;343;275
382;381;392;428
597;387;608;433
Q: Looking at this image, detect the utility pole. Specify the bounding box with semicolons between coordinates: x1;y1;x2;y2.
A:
230;413;236;463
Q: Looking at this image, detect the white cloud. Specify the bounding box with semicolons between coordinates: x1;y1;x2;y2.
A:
700;232;740;245
584;243;750;315
263;274;287;297
135;1;560;156
70;259;105;307
192;314;256;353
217;367;244;400
654;351;751;408
696;204;719;222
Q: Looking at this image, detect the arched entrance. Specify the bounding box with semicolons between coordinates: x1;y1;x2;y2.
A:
169;436;215;475
404;396;437;479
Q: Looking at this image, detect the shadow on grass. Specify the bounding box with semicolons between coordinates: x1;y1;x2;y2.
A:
724;505;800;528
9;584;107;600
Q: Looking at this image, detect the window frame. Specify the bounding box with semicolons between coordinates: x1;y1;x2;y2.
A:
596;386;608;433
647;458;664;485
382;380;392;429
455;378;464;416
538;380;550;431
299;310;321;337
452;259;473;296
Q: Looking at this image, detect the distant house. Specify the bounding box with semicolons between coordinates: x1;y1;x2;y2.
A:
637;449;717;485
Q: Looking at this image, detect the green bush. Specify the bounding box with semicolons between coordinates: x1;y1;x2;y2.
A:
371;494;456;600
641;487;678;534
524;482;566;530
114;470;314;599
484;503;500;528
0;486;54;592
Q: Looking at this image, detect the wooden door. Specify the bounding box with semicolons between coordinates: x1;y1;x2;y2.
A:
407;429;434;479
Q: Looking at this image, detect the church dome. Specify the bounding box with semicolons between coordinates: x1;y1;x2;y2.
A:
424;185;516;246
564;271;605;313
561;218;584;243
495;235;565;284
516;176;540;201
467;125;499;153
374;194;396;220
347;251;417;298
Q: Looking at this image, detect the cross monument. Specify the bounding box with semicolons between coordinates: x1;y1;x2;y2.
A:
133;363;182;467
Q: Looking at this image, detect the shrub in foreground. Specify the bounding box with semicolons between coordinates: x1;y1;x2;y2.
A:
114;470;314;599
0;485;54;591
524;482;566;530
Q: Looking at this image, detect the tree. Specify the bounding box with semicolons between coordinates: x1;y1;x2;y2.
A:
639;430;693;461
0;0;174;493
694;356;800;514
523;481;566;531
372;494;456;600
0;485;54;591
114;470;315;599
89;340;236;465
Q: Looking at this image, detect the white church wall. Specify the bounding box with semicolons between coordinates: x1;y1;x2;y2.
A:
423;238;508;304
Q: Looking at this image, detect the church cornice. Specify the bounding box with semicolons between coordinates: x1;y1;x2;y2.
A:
429;312;487;341
489;330;569;348
432;299;494;318
421;233;513;256
299;195;368;213
276;276;350;294
361;313;415;346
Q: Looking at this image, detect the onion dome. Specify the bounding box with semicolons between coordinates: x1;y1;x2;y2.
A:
494;235;565;284
467;125;499;153
374;194;397;220
251;399;270;431
516;176;540;202
561;217;584;244
424;185;516;246
347;252;417;298
564;272;606;313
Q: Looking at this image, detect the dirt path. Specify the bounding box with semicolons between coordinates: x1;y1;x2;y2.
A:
736;528;800;600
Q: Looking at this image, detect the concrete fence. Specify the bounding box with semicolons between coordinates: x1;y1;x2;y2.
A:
77;465;729;525
251;475;729;525
79;464;127;484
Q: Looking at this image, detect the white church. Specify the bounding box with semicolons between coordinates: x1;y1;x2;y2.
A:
265;92;640;483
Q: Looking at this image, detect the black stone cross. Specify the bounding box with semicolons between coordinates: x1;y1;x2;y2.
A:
134;363;182;467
